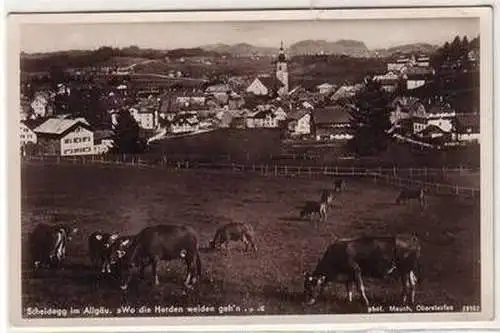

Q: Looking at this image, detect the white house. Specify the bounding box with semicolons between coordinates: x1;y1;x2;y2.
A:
34;117;94;156
19;120;41;146
287;110;311;136
246;76;284;96
272;106;288;121
129;107;159;130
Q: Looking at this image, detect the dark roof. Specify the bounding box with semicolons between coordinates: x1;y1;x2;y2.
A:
314;105;351;125
21;118;46;130
248;110;273;119
419;124;448;135
258;76;285;90
287;109;309;121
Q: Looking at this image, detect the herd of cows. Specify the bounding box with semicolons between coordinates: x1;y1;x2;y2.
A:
28;177;425;309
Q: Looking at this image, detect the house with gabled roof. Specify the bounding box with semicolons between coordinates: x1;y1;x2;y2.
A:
286;110;311;136
454;113;480;143
246;76;285;97
34;117;94;156
20;118;45;147
314;105;353;141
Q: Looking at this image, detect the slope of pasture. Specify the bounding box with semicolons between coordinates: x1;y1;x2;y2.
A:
20;164;481;316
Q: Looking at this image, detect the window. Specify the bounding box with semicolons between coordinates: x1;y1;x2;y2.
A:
64;139;71;144
20;135;25;139
74;138;81;143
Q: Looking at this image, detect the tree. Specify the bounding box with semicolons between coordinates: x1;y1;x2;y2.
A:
346;78;392;156
111;109;144;154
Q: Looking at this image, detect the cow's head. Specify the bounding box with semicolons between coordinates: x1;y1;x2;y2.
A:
303;272;326;305
104;233;119;248
109;238;132;265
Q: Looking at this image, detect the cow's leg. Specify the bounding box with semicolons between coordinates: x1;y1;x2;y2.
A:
353;267;369;307
400;274;409;304
242;235;249;252
184;257;194;289
345;280;354;303
409;270;417;304
151;257;160;286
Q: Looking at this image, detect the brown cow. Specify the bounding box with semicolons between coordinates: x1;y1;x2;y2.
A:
209;222;257;253
303;234;421;307
118;225;202;291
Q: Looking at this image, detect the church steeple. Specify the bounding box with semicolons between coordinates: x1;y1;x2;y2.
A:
276;41;289;95
277;40;287;62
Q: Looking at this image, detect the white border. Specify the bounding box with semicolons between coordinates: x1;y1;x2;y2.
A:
2;3;498;332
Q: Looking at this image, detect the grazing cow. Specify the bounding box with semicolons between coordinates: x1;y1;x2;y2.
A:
29;223;79;271
396;188;425;208
300;200;328;225
209;222;257;253
303;234;421;307
334;178;345;192
118;225;202;291
88;232;119;274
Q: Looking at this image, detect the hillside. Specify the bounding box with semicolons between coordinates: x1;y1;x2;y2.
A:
201;43;277;57
373;43;439;57
289;39;369;57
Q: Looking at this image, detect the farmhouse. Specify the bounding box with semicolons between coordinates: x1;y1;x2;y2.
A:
402;67;435;90
286;110;311;136
34;117;94;156
246;110;280;129
169;113;200;134
20;119;45;147
313;105;353;141
454;113;480;143
130;107;158;130
93;129;114;155
415;124;450;141
373;72;400;93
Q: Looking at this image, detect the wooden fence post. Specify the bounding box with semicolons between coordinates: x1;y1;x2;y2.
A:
455;185;459;195
275;165;278;176
253;163;256;172
393;166;396;177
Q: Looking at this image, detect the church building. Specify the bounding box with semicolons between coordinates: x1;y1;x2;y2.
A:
246;41;290;97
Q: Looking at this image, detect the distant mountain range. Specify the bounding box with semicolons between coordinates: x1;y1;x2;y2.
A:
201;40;439;58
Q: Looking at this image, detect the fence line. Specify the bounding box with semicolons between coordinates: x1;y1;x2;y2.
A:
22;155;480;198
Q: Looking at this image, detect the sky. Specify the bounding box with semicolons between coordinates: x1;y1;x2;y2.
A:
20;18;480;53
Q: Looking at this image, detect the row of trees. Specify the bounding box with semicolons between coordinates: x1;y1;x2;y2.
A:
432;35;479;69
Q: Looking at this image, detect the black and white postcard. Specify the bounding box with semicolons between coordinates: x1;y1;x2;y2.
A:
6;7;494;329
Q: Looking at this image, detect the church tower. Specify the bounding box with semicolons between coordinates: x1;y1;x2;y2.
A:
275;41;289;95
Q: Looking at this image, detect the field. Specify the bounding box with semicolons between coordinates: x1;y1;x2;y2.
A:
21;163;481;317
